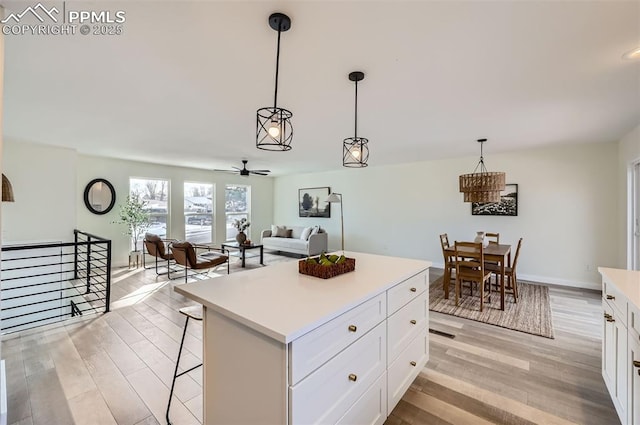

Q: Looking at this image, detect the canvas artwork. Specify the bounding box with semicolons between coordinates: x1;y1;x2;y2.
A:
299;187;331;218
471;184;518;216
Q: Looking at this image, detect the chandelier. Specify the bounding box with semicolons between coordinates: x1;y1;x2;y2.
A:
459;139;505;203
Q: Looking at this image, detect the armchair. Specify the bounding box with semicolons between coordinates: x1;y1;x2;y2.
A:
169;241;229;283
143;233;176;277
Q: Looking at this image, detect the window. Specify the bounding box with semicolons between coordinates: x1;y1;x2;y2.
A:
130;178;169;244
185;182;214;244
225;185;250;240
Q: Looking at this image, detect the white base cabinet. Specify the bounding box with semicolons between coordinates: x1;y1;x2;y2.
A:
599;268;640;425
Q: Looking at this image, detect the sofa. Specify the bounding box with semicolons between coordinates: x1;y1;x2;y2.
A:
261;225;328;257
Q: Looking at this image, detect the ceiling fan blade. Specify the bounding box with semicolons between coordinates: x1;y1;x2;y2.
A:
213;169;236;173
232;166;242;171
250;169;271;173
250;171;269;176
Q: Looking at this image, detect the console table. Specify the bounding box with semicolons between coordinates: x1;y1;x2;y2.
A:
175;251;431;424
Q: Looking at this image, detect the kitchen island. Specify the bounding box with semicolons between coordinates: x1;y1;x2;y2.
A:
175;251;431;425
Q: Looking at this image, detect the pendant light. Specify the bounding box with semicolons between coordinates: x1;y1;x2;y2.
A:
256;13;293;151
343;71;369;167
459;139;505;203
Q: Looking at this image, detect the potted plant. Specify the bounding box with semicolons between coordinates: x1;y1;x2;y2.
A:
113;195;151;265
233;218;250;245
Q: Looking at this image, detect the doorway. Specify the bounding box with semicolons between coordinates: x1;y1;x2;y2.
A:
632;161;640;270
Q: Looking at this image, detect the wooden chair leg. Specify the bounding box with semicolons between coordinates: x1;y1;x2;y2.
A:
513;273;518;301
455;277;460;306
479;281;484;312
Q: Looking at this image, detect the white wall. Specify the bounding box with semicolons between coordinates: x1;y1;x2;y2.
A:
274;142;619;289
0;142;275;267
1;140;76;243
77;155;274;267
618;123;640;268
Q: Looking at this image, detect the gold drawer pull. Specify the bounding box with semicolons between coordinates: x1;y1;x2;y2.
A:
604;313;612;320
606;317;615;323
410;319;417;325
348;325;357;332
410;287;417;292
606;294;615;300
348;374;357;382
633;360;640;368
410;361;417;367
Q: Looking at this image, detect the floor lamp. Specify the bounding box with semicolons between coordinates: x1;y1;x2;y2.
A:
326;192;343;252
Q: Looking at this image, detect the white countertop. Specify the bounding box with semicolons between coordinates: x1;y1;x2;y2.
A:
598;267;640;309
175;251;431;343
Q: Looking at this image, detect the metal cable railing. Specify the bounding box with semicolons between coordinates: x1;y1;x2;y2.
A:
1;229;111;333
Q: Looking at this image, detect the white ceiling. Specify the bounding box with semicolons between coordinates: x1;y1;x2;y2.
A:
3;1;640;176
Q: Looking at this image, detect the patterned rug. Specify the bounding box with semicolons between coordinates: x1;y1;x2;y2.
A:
430;276;555;338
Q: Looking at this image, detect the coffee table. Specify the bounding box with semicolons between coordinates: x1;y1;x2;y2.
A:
220;242;264;268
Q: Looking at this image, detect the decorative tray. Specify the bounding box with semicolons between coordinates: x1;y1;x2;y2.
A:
298;255;356;279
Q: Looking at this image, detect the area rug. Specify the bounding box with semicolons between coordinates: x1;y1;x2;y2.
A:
429;276;555;339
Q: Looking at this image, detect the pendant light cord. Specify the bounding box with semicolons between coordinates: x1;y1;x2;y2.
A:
472;140;489;174
273;25;282;109
354;80;358;138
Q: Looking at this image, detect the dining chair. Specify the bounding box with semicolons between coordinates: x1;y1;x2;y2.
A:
483;232;501;290
485;232;500;245
454;241;493;311
439;233;456;293
485;238;522;302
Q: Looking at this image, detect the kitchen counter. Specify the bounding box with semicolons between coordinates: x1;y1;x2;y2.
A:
175;251;431;343
597;267;640;309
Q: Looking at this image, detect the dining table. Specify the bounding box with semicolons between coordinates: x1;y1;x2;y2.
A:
443;243;512;310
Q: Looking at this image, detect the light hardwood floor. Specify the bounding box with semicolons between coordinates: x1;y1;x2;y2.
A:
1;260;619;425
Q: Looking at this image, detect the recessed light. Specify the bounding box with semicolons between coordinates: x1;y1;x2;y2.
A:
622;47;640;60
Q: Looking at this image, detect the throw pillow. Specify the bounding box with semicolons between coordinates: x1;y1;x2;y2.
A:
272;225;287;238
300;227;312;240
286;229;293;238
309;225;320;236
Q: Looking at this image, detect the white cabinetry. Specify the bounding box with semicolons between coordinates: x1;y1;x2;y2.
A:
628;301;640;425
598;268;640;425
602;280;628;418
176;252;431;425
290;270;429;424
628;332;640;425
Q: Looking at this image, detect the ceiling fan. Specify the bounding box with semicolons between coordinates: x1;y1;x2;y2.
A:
214;160;271;176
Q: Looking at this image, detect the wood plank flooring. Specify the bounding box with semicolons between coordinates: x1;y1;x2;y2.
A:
1;260;619;425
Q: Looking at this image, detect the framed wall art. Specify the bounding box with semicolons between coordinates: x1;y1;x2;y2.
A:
471;184;518;216
299;187;330;218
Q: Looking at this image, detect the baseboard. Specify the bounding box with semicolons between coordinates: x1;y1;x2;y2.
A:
517;273;601;291
430;262;601;291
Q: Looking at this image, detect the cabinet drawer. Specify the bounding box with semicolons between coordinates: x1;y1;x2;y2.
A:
603;278;628;326
290;322;386;425
335;372;387;425
388;271;428;315
387;328;428;414
388;290;428;363
290;292;386;385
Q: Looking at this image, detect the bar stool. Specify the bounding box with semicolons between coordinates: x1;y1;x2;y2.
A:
166;305;202;425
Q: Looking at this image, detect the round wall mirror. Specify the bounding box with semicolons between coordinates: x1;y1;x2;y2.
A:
84;178;116;215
